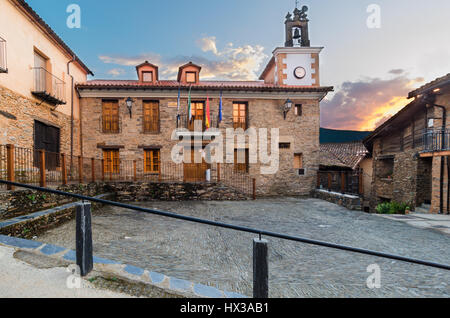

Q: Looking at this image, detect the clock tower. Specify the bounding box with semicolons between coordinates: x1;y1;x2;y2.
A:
259;4;322;87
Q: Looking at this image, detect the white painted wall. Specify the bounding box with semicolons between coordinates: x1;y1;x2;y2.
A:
0;0;88;118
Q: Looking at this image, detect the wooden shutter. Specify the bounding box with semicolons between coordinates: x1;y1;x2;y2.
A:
103;100;119;133
143;101;159;133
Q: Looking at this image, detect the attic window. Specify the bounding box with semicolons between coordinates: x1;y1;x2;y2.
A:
186;72;196;83
279;143;291;149
142;71;153;83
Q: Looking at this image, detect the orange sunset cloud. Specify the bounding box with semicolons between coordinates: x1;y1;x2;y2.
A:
321;71;425;131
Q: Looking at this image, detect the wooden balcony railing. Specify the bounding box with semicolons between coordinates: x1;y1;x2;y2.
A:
31;67;66;105
0;37;7;73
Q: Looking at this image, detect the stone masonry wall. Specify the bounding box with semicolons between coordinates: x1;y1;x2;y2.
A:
80;96;320;196
110;182;249;202
369;140;419;211
0;85;81;156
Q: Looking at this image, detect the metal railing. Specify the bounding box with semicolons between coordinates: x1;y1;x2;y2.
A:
176;114;219;131
1;144;255;197
317;170;362;196
422;129;450;152
32;67;66;104
233;117;248;130
0;180;449;298
0;37;7;73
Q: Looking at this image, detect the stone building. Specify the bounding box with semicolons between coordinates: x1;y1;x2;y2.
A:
75;6;333;196
364;73;450;214
0;0;92;157
319;142;372;204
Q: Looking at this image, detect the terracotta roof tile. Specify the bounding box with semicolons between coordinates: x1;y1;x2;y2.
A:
320;142;369;170
76;79;333;92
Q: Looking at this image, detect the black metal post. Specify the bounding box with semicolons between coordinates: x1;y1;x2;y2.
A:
253;238;269;298
76;201;93;276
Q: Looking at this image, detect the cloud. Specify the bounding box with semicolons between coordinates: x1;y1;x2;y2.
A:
388;69;404;75
321;73;425;131
106;68;126;77
99;36;268;81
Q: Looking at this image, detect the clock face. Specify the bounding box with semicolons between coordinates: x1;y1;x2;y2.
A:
294;67;306;79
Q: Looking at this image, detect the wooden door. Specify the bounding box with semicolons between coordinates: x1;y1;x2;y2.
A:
34;121;60;170
183;148;208;182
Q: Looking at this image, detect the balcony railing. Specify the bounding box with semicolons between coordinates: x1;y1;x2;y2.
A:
0;37;7;73
233;117;248;130
31;67;66;105
176;114;218;131
422;129;450;152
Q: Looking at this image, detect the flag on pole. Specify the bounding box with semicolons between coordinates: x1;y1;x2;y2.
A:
177;85;181;122
188;86;192;121
218;90;223;124
205;93;211;129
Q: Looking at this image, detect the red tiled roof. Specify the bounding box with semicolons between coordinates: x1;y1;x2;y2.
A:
15;0;93;75
408;73;450;98
76;79;333;92
320;142;369;170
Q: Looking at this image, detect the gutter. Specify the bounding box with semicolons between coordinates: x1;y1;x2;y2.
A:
67;56;75;168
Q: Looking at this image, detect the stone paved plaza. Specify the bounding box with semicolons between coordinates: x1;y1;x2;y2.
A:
37;198;450;297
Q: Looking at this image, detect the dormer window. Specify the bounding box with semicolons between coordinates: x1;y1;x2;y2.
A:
186;72;196;83
136;61;158;83
177;62;201;84
142;71;153;83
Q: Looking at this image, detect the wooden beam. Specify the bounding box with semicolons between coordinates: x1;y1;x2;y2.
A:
420;150;450;158
6;144;15;191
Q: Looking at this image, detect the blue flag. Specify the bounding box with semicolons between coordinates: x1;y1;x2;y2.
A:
218;90;223;124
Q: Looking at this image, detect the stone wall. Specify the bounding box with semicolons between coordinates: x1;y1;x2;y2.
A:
369;141;420;211
109;182;249;202
313;189;362;211
80;96;320;197
0;183;106;220
0;85;81;156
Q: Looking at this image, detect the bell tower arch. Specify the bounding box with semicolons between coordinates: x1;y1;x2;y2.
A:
285;5;310;47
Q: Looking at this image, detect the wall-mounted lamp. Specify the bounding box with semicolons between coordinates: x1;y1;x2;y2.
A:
283;99;293;119
126;97;133;118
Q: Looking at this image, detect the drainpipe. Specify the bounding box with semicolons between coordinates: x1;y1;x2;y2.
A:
67;56;75;171
425;96;446;214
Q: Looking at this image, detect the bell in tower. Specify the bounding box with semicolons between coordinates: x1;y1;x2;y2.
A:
284;4;310;47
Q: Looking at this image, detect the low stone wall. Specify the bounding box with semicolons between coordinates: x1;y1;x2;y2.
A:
313;189;362;211
109;182;249;202
0;183;107;220
0;194;112;239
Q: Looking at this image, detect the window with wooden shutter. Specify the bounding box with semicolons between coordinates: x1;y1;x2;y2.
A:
103;149;120;173
233;102;247;130
144;149;160;173
102;100;119;133
143;101;160;133
294;153;305;175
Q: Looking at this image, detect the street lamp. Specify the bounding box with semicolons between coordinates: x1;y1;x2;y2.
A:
283;99;293;119
126;97;133;118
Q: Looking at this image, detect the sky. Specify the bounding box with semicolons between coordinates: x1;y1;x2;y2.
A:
26;0;450;131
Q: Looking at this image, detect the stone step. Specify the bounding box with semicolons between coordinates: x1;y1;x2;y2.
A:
415;204;431;214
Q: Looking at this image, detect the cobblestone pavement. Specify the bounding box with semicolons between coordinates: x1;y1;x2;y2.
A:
37;198;450;298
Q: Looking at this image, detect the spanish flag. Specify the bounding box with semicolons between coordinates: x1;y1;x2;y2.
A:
205;94;211;129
